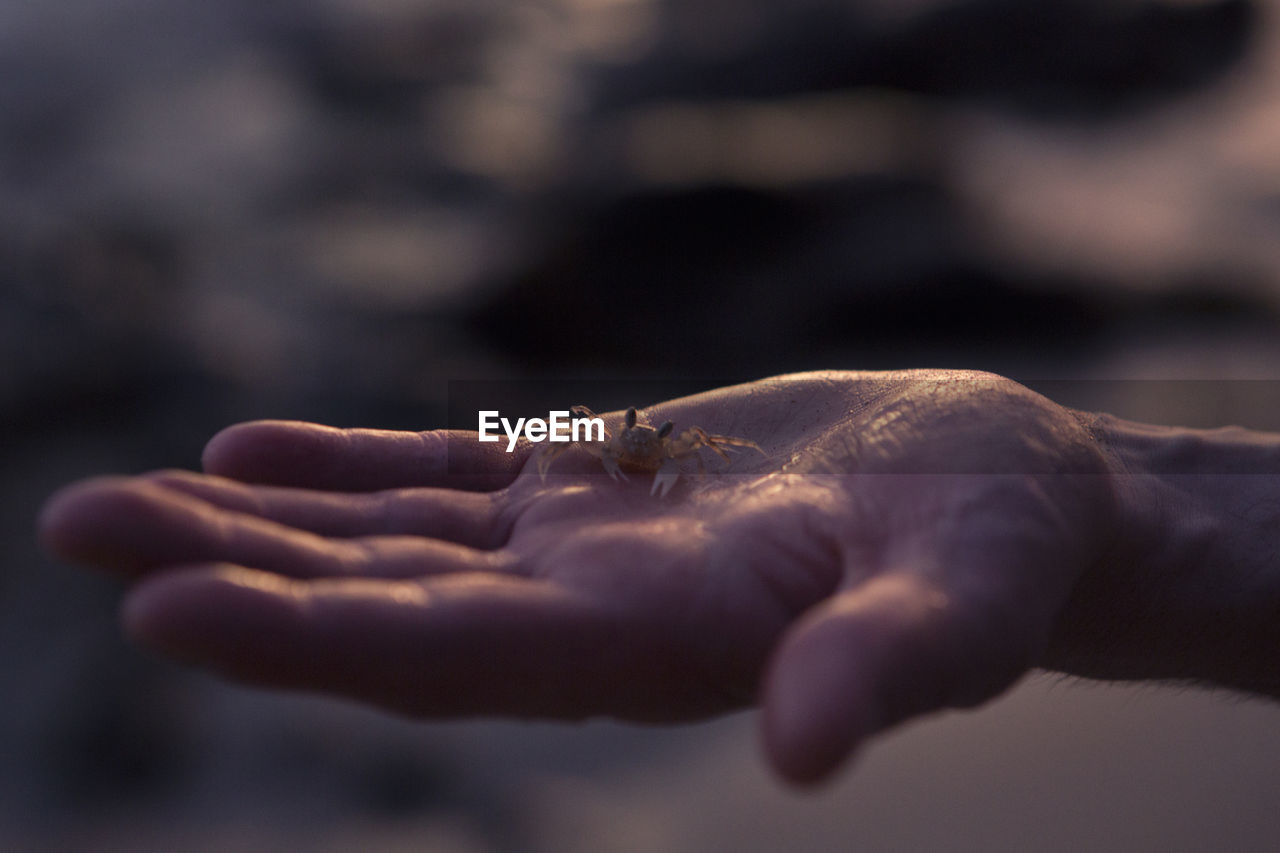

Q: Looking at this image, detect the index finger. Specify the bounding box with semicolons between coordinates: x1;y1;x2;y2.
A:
203;421;531;492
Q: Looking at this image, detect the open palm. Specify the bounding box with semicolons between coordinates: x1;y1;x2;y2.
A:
40;370;1115;784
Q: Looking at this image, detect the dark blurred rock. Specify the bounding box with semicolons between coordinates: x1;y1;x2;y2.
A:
468;180;1108;371
594;0;1257;120
593;0;1254;118
468;176;1277;373
870;0;1258;118
469;184;832;373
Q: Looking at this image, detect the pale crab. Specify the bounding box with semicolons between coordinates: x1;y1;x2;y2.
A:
535;405;764;497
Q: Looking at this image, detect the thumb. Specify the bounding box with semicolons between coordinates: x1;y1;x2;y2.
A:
759;573;1034;786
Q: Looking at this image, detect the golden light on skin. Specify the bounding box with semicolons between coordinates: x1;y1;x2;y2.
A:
218;568;432;608
304;577;432;607
387;583;432;607
221;565;303;598
823;574;950;622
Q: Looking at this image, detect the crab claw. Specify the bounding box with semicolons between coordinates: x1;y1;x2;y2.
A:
652;458;680;498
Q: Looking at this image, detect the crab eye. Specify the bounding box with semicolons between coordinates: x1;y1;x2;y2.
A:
625;407;637;428
657;420;674;438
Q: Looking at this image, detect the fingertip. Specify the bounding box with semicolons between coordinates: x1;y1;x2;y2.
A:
37;477;149;568
760;634;872;788
202;420;328;481
764;734;863;790
121;565;304;668
119;568;189;646
760;574;990;787
758;581;931;787
37;479;91;558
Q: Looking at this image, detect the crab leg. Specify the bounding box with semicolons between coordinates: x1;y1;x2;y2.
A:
600;452;629;482
708;434;764;455
535;442;571;481
652;457;681;498
569;405;604;428
670;427;763;461
536;406;613;481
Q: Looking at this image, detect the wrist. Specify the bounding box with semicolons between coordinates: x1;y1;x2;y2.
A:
1046;412;1280;694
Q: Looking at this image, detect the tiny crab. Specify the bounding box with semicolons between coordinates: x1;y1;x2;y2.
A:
535;405;764;497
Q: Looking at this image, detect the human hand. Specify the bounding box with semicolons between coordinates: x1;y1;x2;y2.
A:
38;370;1116;785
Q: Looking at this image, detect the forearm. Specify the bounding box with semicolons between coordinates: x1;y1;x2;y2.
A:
1045;413;1280;696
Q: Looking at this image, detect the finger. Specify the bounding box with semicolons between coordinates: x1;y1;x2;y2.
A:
760;574;1036;787
122;566;699;720
39;478;514;580
145;470;507;549
202;421;531;491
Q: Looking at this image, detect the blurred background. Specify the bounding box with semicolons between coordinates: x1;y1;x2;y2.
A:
4;0;1280;849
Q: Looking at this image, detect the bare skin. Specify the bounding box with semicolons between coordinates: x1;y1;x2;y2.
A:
36;370;1280;785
